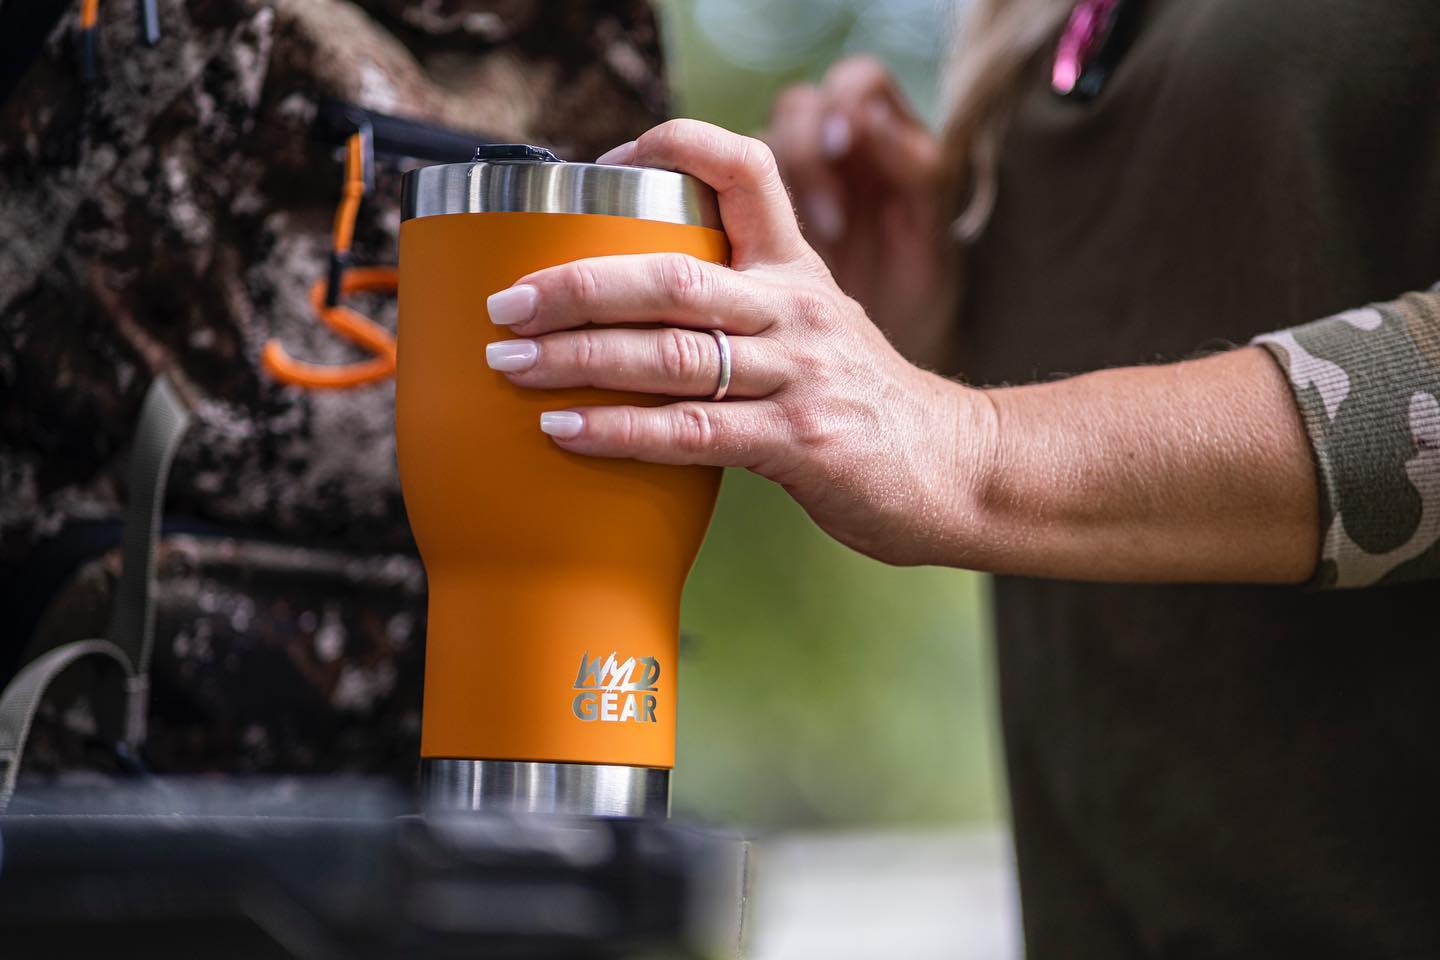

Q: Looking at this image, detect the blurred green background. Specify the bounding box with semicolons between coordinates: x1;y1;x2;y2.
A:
658;0;1005;830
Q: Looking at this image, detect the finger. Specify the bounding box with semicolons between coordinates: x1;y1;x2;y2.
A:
627;119;810;268
538;400;787;468
850;97;939;190
821;56;938;189
766;85;849;245
820;55;905;115
488;252;778;336
489;328;786;399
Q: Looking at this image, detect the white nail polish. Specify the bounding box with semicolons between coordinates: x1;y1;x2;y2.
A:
820;113;851;159
596;140;637;165
488;284;538;326
803;191;845;241
486;339;538;372
540;411;584;439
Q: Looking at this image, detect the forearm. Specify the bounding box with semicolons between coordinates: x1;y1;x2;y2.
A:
954;346;1318;583
477;121;1440;587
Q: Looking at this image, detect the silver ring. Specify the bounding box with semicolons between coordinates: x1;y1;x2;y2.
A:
710;329;732;401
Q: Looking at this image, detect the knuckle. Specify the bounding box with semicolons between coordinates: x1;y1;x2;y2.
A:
659;254;711;310
613;406;644;450
788;288;836;329
785;339;828;383
737;135;781;184
564;260;603;305
784;396;835;451
645;118;688;156
672;403;717;454
574;329;599;371
743;135;777;179
658;328;708;385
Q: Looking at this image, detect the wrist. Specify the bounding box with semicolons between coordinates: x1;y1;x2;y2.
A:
924;376;1007;571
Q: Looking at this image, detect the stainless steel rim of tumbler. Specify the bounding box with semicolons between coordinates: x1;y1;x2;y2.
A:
421;759;671;818
400;159;722;228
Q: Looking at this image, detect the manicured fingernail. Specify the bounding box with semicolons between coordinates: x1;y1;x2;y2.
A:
803;191;844;240
820;112;851;159
486;339;538;372
540;411;584;439
488;284;538;326
596;140;637;165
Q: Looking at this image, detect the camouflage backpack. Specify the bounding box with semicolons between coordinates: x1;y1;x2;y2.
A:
0;0;667;785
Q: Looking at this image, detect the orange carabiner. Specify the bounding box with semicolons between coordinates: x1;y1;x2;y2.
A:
262;131;399;390
262;268;398;388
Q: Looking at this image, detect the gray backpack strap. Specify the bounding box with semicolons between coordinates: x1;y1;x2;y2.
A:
0;640;135;809
0;375;190;809
103;374;191;745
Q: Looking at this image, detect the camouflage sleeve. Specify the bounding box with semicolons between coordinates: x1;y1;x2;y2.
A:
1253;289;1440;588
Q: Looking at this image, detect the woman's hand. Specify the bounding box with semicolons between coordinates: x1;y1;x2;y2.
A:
481;118;1321;584
764;57;950;363
482;119;989;567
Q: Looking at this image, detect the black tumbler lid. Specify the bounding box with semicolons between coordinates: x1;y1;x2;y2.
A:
471;144;563;163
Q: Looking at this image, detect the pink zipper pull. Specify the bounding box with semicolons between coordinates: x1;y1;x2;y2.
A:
1052;0;1126;97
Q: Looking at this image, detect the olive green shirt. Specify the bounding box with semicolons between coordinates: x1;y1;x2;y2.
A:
961;1;1440;956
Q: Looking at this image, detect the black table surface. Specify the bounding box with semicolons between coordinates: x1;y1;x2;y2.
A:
0;778;748;960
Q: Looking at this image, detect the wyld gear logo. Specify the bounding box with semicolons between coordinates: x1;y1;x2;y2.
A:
572;652;660;724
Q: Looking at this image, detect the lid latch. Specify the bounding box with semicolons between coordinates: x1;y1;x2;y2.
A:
471;144;563;163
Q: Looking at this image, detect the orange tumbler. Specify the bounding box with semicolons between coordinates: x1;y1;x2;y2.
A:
398;146;728;816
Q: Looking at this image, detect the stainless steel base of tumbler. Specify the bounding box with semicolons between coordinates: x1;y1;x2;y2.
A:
421;759;670;818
